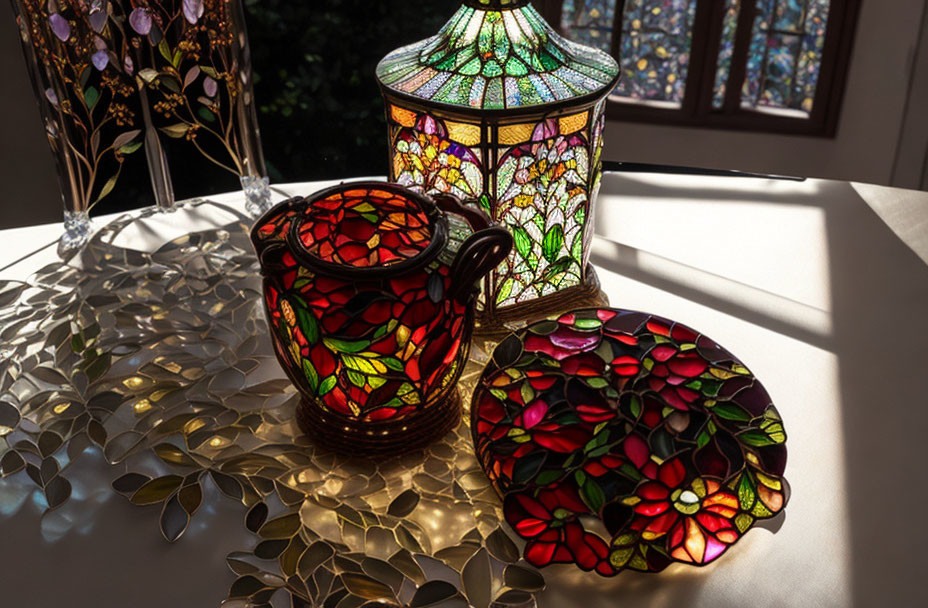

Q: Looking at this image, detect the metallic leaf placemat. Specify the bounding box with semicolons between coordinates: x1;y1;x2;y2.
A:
0;203;542;607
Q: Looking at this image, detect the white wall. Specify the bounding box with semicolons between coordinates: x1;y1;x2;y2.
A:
603;0;928;187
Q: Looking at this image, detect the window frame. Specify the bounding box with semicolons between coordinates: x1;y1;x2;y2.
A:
535;0;863;137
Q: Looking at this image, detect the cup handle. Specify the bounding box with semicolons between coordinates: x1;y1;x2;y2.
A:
431;194;513;304
432;193;492;231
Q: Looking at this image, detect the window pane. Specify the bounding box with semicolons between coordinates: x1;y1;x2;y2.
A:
560;1;698;106
618;1;698;104
741;0;832;114
560;0;619;51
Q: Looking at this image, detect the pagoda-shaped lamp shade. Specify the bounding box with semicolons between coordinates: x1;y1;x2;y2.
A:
377;0;619;331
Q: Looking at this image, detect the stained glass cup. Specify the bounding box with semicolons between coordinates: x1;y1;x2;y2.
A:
252;182;512;454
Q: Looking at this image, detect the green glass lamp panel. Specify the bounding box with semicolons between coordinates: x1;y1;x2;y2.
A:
494;118;591;307
376;3;619;110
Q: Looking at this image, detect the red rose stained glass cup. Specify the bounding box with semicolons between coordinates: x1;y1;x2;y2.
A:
252;182;512;454
471;308;789;576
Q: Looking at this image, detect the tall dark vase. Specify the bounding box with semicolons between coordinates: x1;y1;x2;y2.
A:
9;0;270;256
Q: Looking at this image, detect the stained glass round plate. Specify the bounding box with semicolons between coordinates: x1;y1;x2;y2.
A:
471;308;789;576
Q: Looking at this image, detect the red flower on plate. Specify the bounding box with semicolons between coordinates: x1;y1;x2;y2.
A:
646;344;707;410
626;467;741;566
505;485;614;575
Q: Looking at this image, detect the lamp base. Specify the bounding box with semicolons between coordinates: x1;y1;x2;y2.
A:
475;265;609;339
296;390;462;456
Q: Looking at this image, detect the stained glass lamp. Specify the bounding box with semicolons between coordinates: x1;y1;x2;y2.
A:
376;0;620;332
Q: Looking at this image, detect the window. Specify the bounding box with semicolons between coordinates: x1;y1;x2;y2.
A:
536;0;862;135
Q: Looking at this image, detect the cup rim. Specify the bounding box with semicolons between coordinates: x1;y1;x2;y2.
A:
283;181;449;280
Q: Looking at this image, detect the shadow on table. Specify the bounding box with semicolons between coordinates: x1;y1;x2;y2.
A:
592;170;928;607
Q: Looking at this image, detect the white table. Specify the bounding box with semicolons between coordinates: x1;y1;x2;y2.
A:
1;174;926;607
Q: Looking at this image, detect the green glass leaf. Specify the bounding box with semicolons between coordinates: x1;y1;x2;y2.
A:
542;224;564;263
760;414;787;443
738;473;756;511
609;547;633;568
294;304;320;344
541;256;571;282
118;141;143;155
323;337;368;353
197;107;216;123
696;431;710;449
79;65;92;88
342;355;379;375
574;318;602;330
700;379;722;396
534;470;562;486
496;278;514;304
93;175;118;205
752;500;774;518
712;403;751;422
573;470;587;486
512;225;532;260
619;463;643;481
520;382;534;405
629;395;642;419
381;357;404;372
489;388;508;402
83;86;100;111
580;479;606;513
512;452;545;484
347;369;367;387
161;76;181;94
319;376;337;396
739;431;777;447
302;359;319;393
158;39;173;63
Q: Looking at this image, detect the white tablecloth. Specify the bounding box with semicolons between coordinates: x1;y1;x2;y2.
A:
1;174;926;607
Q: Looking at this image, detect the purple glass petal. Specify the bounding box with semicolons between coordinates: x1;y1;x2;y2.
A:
548;328;600;352
204;76;218;98
129;8;152;35
92;50;109;71
49;13;70;42
124;55;134;75
183;0;204;25
45;88;58;106
89;7;107;33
